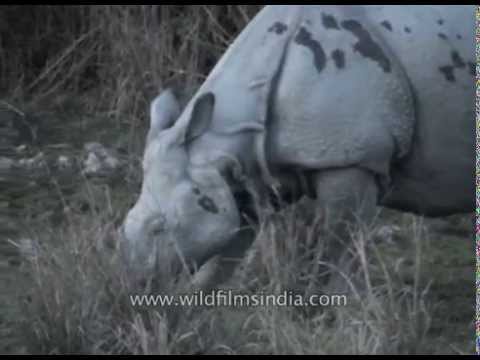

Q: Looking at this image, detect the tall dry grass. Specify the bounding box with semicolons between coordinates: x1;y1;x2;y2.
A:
0;5;262;121
8;189;434;354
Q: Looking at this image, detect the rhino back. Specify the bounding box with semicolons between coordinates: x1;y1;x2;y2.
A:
263;5;474;215
187;6;474;215
267;5;416;178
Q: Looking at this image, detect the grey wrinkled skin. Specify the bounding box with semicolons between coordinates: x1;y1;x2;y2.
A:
122;92;241;276
122;5;474;278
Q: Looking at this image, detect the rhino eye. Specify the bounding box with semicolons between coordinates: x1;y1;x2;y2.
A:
149;217;166;236
151;227;164;236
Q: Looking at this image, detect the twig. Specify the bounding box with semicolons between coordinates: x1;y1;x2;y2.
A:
0;101;25;117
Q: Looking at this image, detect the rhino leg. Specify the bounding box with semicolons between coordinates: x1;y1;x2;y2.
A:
314;167;378;224
312;167;379;292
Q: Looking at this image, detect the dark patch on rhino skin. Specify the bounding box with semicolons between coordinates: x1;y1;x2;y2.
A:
437;19;444;26
331;49;345;69
380;20;392;32
294;27;327;73
438;33;448;41
438;50;470;82
404;26;411;33
451;51;466;68
321;13;340;30
198;196;219;214
192;187;201;195
268;22;288;35
468;62;475;76
439;65;455;82
341;19;392;73
456;34;463;40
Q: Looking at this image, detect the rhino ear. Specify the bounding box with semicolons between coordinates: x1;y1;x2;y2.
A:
182;92;215;144
147;89;181;143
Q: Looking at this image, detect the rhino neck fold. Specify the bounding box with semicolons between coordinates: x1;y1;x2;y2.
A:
183;6;307;195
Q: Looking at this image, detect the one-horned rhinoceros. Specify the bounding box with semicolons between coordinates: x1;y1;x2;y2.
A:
121;5;475;277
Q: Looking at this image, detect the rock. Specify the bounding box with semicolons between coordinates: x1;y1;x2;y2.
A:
57;155;72;170
17;152;46;171
0;157;14;172
15;144;28;154
374;225;402;244
82;142;120;177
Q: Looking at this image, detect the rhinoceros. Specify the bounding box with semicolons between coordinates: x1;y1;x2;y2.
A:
121;5;475;276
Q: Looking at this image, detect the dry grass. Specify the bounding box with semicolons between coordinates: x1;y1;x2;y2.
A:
0;5;262;121
0;5;263;170
6;190;439;355
0;5;473;355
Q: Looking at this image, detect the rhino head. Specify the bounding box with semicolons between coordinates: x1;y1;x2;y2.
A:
121;90;241;278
